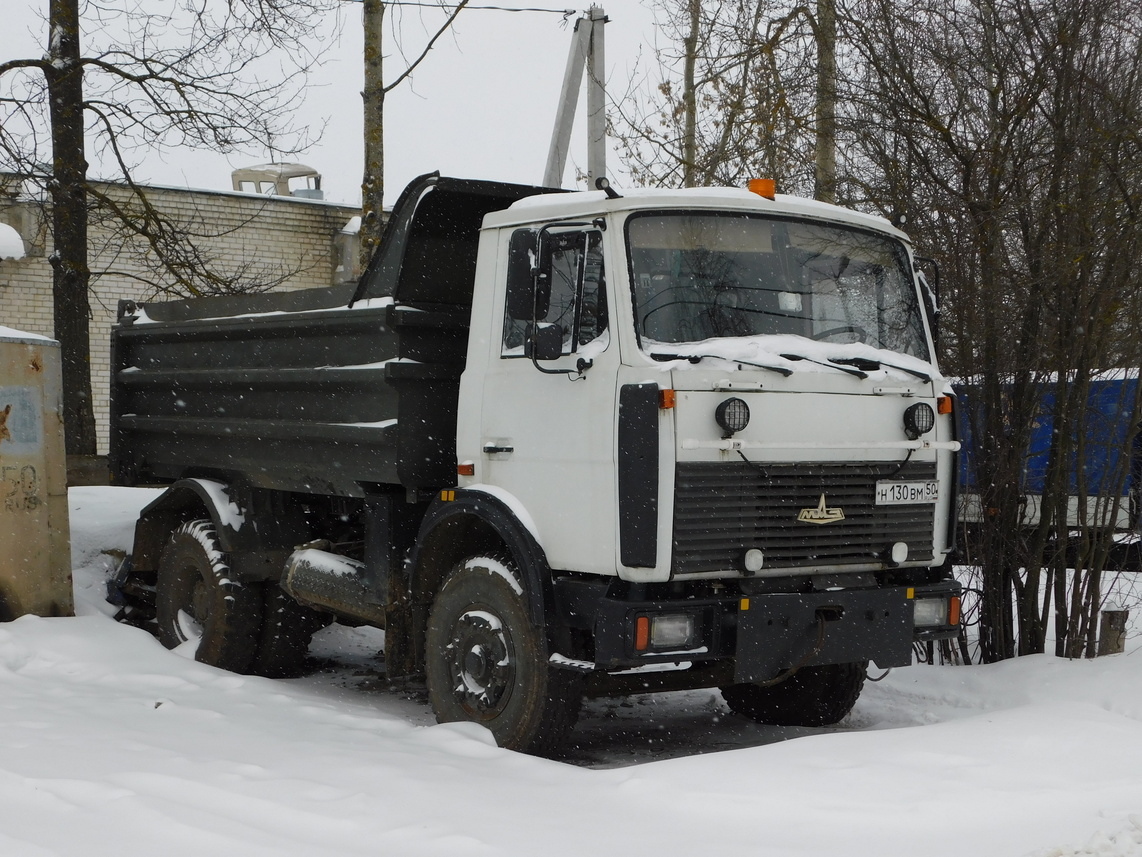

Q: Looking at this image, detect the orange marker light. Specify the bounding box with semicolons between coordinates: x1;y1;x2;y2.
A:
635;616;650;651
748;178;776;200
457;462;475;477
937;396;954;415
949;596;962;627
659;389;676;409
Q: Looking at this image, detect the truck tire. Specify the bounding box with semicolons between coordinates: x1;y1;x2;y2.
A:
249;587;332;678
720;661;868;727
155;520;262;673
425;555;582;755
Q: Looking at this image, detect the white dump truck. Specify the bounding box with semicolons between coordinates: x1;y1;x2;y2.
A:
110;173;961;754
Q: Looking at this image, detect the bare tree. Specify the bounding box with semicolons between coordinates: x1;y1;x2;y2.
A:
844;0;1142;660
0;0;337;456
359;0;469;267
611;0;820;194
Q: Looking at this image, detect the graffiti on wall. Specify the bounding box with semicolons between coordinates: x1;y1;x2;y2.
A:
0;387;44;514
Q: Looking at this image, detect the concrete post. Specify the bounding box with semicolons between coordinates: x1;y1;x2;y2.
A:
1097;609;1129;656
0;327;74;619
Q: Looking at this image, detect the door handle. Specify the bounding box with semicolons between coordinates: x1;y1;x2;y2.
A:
482;443;514;455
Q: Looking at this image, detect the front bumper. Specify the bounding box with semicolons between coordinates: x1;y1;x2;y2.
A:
561;578;962;681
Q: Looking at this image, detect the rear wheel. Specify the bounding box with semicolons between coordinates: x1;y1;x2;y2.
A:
720;661;868;727
425;555;582;755
248;586;332;678
155;520;262;673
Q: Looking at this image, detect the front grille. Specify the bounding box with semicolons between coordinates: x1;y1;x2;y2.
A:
673;461;937;574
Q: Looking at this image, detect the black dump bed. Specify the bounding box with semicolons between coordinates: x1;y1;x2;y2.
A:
110;174;557;499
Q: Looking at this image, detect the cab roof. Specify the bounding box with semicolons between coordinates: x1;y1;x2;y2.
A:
483;185;908;242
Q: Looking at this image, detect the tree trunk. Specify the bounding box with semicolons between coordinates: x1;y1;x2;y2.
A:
814;0;837;203
45;0;96;456
681;0;699;188
360;0;385;270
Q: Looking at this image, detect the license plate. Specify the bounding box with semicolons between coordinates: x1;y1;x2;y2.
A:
875;480;939;505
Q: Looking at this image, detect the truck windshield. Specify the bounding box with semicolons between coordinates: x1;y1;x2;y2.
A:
626;211;930;361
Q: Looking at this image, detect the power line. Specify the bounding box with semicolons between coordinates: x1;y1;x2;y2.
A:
339;1;577;14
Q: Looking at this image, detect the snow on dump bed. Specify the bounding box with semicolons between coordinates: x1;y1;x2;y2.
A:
128;296;394;325
0;486;1138;856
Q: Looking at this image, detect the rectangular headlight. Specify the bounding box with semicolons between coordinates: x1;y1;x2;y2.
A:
650;614;697;649
913;597;949;627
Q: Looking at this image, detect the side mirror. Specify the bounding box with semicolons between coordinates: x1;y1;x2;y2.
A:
525;322;564;361
506;229;550;321
915;256;941;350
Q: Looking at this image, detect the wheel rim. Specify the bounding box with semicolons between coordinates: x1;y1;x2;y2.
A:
445;609;516;719
175;608;204;645
191;577;210;624
167;565;209;644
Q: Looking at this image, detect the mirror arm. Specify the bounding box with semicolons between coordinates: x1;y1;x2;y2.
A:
527;220;601;378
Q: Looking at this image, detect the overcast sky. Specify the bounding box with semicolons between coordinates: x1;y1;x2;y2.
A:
8;2;660;206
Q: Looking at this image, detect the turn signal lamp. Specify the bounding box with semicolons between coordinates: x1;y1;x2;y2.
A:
635;616;650;651
748;178;776;200
937;396;954;415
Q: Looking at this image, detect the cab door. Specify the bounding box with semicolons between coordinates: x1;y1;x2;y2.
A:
477;225;618;574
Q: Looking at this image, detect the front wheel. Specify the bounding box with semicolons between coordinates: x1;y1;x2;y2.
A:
425;555;582;755
720;661;868;727
155;520;262;673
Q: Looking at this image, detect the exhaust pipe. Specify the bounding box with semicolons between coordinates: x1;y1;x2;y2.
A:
281;548;386;626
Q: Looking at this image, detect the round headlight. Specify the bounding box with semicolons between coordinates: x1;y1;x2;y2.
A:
715;397;750;437
903;402;935;439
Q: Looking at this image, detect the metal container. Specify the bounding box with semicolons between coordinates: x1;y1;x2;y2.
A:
0;327;73;619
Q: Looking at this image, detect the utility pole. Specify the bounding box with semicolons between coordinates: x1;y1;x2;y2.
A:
544;6;608;189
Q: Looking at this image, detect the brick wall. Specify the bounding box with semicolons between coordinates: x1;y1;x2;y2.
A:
0;181;361;454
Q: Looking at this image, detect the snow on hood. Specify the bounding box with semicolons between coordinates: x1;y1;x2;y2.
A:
645;333;942;382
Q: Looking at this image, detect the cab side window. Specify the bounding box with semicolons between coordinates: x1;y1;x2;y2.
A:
502;228;607;357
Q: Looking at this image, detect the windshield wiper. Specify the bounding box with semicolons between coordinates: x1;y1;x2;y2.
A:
649;352;793;377
830;356;932;383
734;358;793;377
780;352;867;379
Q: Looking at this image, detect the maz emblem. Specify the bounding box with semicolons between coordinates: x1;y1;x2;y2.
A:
798;493;845;524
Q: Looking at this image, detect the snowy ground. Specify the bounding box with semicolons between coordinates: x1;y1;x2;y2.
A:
1;487;1140;856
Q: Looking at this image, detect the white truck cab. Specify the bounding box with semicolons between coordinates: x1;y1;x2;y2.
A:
459;185;957;584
